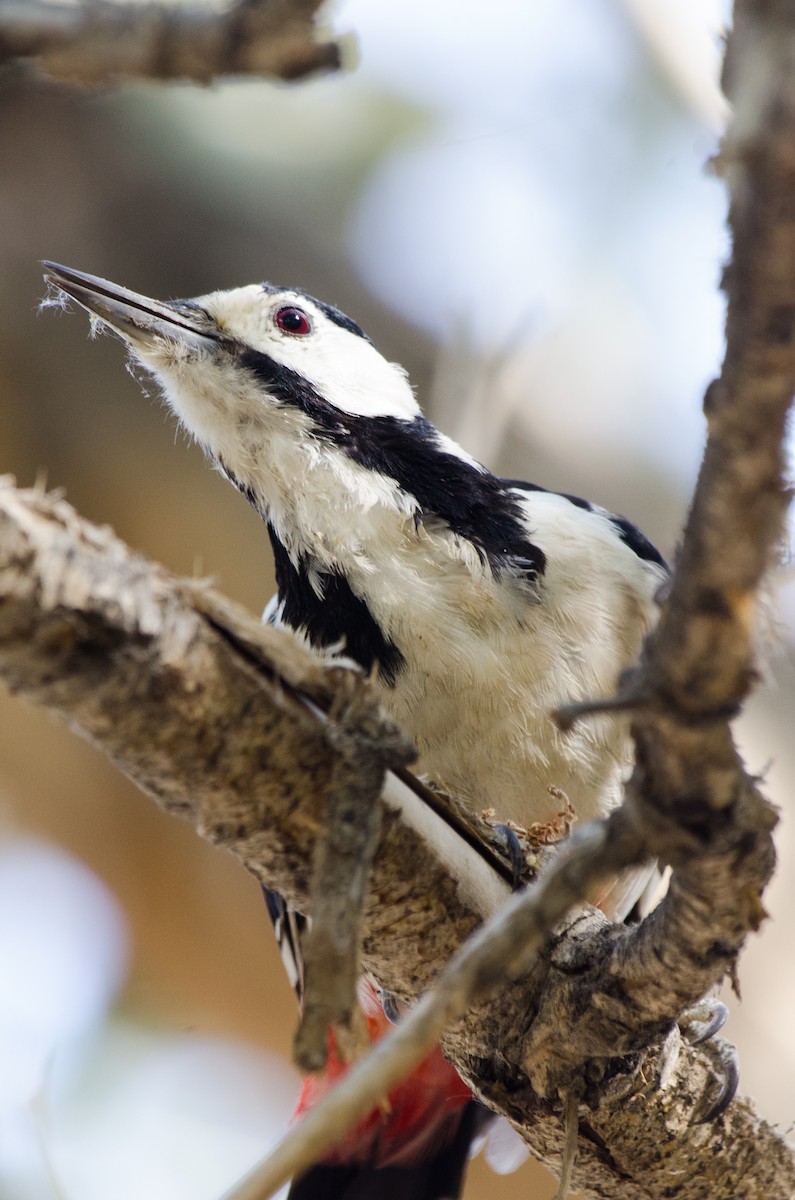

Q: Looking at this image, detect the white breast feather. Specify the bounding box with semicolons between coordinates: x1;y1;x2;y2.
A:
364;489;663;830
252;435;663;832
131;315;663;835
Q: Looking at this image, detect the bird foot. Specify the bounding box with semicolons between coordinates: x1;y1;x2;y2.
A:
678;998;739;1122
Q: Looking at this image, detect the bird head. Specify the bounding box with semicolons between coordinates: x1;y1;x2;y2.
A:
42;264;420;495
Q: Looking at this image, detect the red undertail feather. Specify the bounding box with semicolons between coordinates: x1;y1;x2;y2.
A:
288;981;477;1199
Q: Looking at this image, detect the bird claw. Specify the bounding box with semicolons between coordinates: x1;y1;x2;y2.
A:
678;998;739;1122
491;822;528;890
678;998;729;1046
379;988;403;1025
693;1035;740;1123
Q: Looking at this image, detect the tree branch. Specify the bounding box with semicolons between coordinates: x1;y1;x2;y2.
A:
0;469;791;1198
2;1;795;1196
0;0;342;85
0;475;510;946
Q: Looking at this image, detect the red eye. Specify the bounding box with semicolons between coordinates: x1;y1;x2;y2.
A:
275;306;312;336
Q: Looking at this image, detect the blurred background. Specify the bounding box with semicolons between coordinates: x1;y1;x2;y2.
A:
1;0;792;1197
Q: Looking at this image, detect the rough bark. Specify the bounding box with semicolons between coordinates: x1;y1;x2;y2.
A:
0;0;341;85
0;477;510;940
1;0;794;1196
0;474;791;1199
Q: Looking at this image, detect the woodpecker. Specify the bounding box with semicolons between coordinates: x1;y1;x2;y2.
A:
44;262;668;1200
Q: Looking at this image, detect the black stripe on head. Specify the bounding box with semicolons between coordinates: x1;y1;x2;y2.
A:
339;417;547;581
259;283;371;342
268;526;406;684
237;346;546;582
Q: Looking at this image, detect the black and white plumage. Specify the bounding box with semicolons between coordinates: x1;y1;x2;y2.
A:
43;264;665;853
44;262;668;1197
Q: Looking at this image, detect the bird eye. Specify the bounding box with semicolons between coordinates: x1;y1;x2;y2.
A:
275;306;312;336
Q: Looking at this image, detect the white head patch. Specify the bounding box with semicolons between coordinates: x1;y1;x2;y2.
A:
195;284;420;421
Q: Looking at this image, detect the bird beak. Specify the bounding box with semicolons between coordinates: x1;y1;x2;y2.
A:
42;262;217;351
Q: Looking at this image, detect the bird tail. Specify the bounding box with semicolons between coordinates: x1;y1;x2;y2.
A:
287;1100;485;1199
263;886;481;1199
287;983;479;1199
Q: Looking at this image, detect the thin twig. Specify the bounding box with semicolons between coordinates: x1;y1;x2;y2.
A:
551;1090;581;1200
293;690;414;1071
553;681;651;732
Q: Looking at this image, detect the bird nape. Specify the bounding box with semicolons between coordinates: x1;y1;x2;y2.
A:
44;261;669;1199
